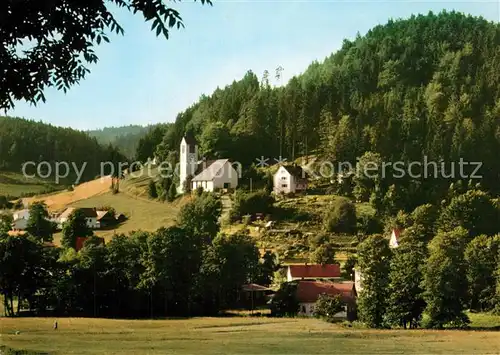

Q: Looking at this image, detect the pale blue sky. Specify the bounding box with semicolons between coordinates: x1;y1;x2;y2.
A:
7;0;500;130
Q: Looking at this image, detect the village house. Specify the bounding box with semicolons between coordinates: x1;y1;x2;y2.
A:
96;210;116;228
296;280;356;320
11;218;28;231
11;208;30;231
273;165;308;195
58;207;100;229
178;136;239;193
286;264;342;282
13;209;30;221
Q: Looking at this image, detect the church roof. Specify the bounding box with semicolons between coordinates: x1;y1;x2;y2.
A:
192;159;230;181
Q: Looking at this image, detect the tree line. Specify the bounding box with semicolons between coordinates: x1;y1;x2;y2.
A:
0;193;277;318
145;11;500;210
0;116;127;184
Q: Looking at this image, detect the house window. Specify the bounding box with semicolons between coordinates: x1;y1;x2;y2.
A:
282;184;288;188
181;145;185;154
281;176;287;180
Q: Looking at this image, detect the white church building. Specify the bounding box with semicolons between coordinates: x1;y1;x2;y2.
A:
178;136;239;193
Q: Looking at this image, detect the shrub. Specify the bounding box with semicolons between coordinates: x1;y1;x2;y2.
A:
357;211;383;235
270;282;299;317
0;195;10;209
323;197;357;234
195;186;204;197
230;190;274;222
167;182;177;202
310;243;336;265
314;293;345;321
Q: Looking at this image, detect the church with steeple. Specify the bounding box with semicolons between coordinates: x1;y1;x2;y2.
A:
178;135;239;193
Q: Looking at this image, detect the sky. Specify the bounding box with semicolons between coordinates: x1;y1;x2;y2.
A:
6;0;500;130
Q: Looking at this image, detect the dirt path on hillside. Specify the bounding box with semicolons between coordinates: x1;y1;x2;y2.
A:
22;176;112;212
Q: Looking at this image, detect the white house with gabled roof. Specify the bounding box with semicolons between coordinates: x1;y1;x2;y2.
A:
273;165;308;194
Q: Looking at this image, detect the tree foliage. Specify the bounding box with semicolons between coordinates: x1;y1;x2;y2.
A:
0;117;127;178
230;190;274;222
438;190;499;239
153;12;500;209
61;209;93;249
464;235;500;311
323;197;357;234
314;293;345;321
270;282;299;317
178;193;222;241
357;235;392;328
26;202;54;242
385;240;427;329
1;0;212;109
423;228;470;329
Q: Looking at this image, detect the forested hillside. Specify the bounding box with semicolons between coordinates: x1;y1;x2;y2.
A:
0;116;126;182
87;125;150;159
153;11;500;208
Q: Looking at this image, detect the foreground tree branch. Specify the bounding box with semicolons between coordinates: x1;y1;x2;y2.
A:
0;0;212;109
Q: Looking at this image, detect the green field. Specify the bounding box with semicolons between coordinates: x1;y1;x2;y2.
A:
1;316;499;354
62;191;188;241
0;172;62;198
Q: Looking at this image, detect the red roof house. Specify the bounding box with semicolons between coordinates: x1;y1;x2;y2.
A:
296;281;355;303
286;264;341;282
295;280;356;319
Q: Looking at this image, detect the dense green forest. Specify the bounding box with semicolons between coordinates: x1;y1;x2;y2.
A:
87;125;152;160
0;116;126;183
151;11;500;209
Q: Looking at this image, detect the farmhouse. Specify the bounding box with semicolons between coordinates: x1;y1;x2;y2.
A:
96;210;115;228
296;280;356;319
13;209;30;221
58;207;100;229
286;264;341;282
178;136;239;193
273;165;308;195
12;218;28;231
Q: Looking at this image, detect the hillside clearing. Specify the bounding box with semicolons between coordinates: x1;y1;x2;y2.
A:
0;172;63;198
51;191;189;242
1;316;499;355
21;177;112;212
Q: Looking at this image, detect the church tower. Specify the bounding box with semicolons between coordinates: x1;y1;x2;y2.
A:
179;135;198;193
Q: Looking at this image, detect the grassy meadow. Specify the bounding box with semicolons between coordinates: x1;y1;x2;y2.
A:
1;316;500;354
0;172;62;198
68;192;189;239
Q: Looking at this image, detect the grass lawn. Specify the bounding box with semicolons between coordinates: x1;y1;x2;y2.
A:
1;316;499;354
0;172;62;198
62;191;189;241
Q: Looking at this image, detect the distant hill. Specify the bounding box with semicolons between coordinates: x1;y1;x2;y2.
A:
87;125;157;160
0;116;127;196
